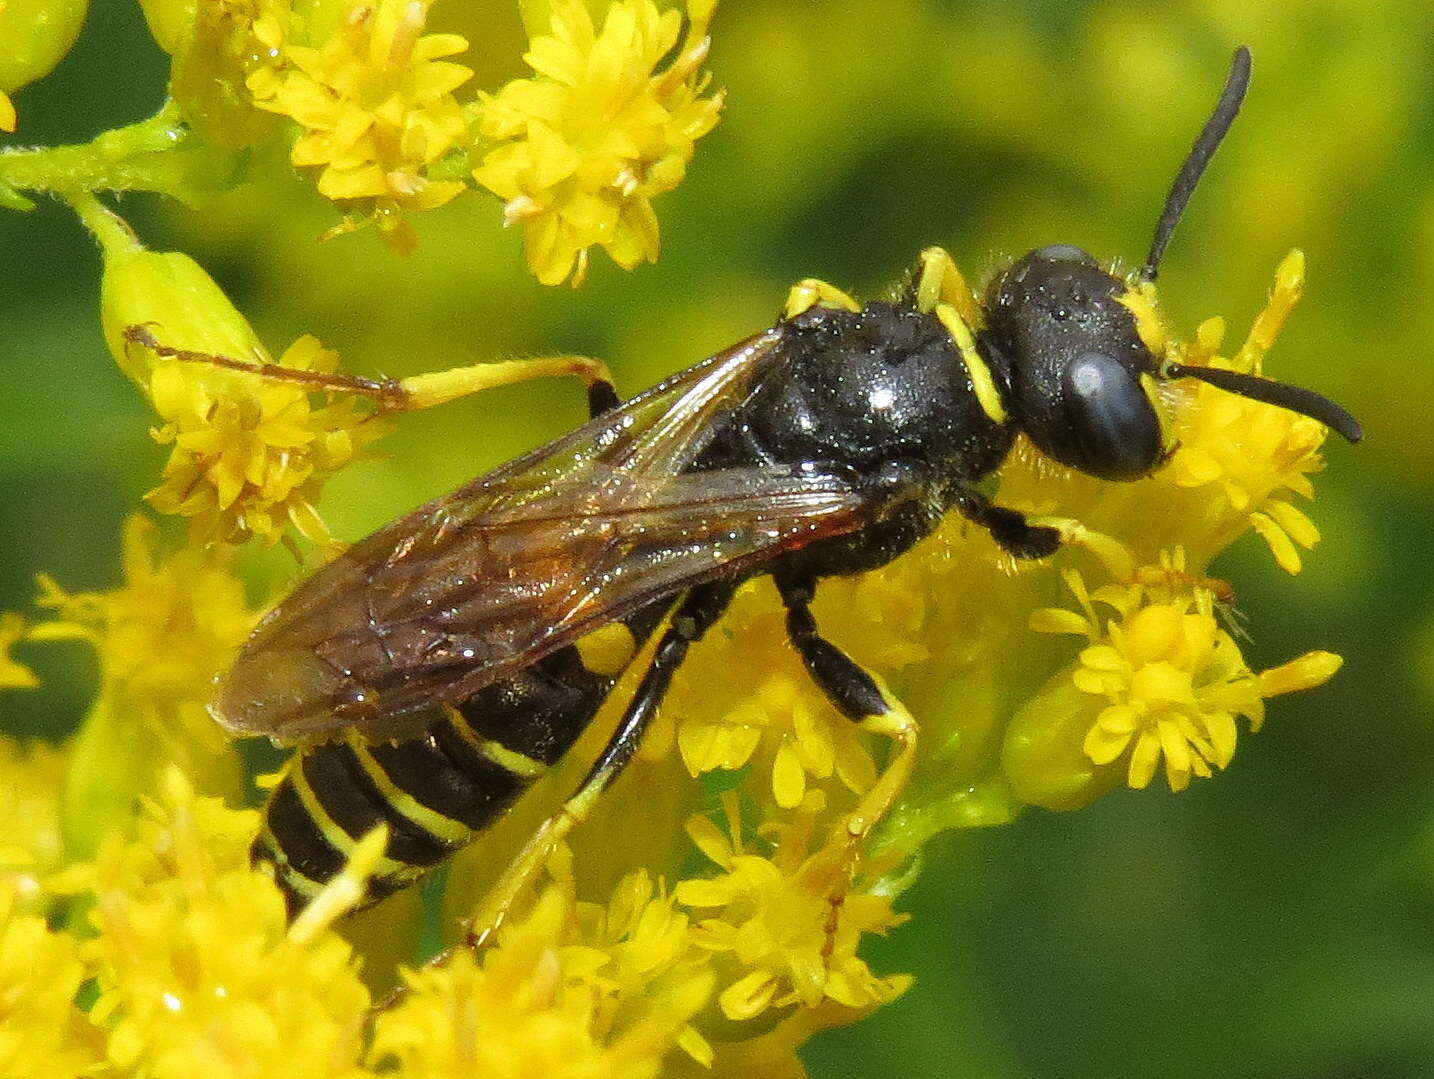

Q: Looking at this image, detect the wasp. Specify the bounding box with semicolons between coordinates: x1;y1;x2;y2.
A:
212;46;1360;924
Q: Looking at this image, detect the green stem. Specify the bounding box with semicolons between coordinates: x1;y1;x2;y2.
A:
0;100;241;207
66;190;141;256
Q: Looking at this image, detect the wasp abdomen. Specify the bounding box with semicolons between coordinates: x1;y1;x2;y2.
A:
254;610;660;914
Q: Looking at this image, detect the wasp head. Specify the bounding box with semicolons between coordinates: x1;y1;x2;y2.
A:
976;46;1359;484
980;244;1166;480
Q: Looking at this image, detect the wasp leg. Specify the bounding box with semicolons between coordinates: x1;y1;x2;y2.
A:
783;278;862;320
776;574;918;855
468;581;735;947
122;324;618;418
952;487;1063;560
913;246;982;326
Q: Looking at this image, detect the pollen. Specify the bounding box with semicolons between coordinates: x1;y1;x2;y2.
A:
471;0;724;285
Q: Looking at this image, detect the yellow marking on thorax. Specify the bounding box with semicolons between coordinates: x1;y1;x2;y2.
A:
575;621;638;677
1117;281;1168;356
916;246;983;326
287;760;410;879
347;738;473;845
935;303;1007;425
441;704;548;780
783;277;861;319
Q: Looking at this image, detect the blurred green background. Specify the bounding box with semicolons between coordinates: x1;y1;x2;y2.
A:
3;0;1433;1075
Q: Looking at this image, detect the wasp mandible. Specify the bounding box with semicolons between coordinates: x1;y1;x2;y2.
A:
212;46;1360;925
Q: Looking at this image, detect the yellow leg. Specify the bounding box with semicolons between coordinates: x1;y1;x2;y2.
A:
465;775;606;948
811;684;918;964
915;246;982;326
841;689;919;855
400;356;615;412
783;277;862;319
122;324;616;416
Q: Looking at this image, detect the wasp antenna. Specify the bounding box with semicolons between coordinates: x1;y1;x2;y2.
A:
1139;46;1253;282
1165;362;1363;443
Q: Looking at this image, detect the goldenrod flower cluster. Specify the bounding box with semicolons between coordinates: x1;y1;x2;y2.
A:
116;0;723;266
245;0;475;251
473;0;724;284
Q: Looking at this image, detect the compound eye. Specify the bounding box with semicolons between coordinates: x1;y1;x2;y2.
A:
1032;244;1096;265
1063;351;1163;480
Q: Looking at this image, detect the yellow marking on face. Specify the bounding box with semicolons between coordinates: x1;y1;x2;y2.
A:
440;704;549;780
1117;281;1168;356
916;246;983;326
1139;372;1176;454
783;277;861;319
575;621;638;677
935;303;1008;425
348;739;473;845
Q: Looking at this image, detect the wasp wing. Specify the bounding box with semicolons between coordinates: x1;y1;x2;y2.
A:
214;330;874;744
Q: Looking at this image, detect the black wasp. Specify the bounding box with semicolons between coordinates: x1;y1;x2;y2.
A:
214;46;1361;922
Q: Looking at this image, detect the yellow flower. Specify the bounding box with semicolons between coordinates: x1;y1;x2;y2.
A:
1159;252;1328;574
246;0;473;250
1028;552;1343;793
371;877;712;1078
32;515;257;758
672;580;877;810
676;792;910;1025
0;737;67;904
27;515;258;852
160;0;286;149
473;0;724;284
142;333;390;548
0;880;103;1079
99;239;393;548
84;769;373;1079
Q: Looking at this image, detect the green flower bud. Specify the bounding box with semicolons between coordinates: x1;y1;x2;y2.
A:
1002;670;1121;811
99;238;266;388
0;0;89;93
135;0;193;56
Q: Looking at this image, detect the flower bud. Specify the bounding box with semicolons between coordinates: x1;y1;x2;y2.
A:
135;0;193;55
98;240;267;388
0;0;89;92
1003;671;1122;811
0;0;90;129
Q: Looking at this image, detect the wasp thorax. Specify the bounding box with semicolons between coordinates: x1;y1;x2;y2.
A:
980;245;1165;481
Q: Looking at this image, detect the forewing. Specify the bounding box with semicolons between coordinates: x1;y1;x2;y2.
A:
214;330;871;743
